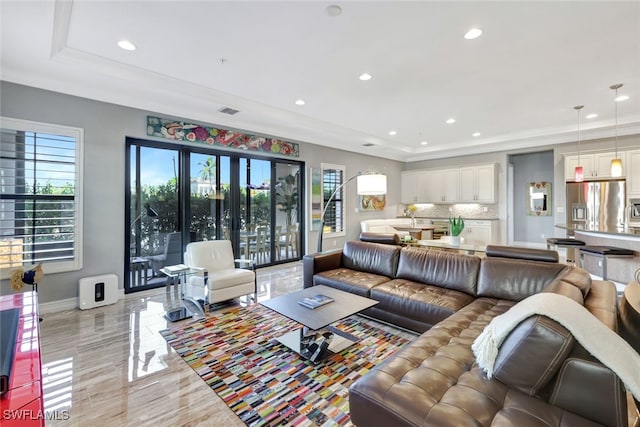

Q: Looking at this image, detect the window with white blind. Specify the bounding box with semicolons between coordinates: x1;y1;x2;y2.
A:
321;163;346;237
0;117;83;276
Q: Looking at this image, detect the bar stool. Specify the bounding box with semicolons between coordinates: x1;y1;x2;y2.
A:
579;246;635;281
546;237;585;263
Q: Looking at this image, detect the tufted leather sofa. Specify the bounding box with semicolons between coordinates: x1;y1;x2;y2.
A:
303;241;629;426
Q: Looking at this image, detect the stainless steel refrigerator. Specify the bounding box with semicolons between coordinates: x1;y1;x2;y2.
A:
566;179;626;232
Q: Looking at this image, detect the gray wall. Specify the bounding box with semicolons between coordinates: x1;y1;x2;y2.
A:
0;81;403;303
509;150;555;243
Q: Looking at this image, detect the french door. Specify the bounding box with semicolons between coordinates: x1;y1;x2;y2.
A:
125;138;303;293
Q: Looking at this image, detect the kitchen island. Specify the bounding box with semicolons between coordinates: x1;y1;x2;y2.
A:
555;224;640;283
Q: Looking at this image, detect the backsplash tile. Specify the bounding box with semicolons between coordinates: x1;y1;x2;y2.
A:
399;203;498;219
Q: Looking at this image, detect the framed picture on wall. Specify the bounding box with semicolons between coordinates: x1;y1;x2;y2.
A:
360;194;386;211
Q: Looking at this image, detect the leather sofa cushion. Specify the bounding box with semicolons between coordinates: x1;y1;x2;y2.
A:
371;279;475;327
485;245;559;263
397;247;481;296
342;241;400;278
359;232;400;245
313;268;389;297
477;258;567;301
552;267;592;298
493;315;575;396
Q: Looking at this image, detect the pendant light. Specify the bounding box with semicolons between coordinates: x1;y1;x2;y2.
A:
610;83;623;177
574;105;584;182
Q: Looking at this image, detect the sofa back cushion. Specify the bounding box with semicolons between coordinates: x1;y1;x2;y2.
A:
343;241;401;278
551;267;592;298
477;258;567;301
493;315;575;396
396;248;481;296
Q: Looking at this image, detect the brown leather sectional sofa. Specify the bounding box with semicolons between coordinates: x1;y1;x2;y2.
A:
303;241;628;426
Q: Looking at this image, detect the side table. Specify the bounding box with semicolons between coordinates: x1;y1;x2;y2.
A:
159;265;205;322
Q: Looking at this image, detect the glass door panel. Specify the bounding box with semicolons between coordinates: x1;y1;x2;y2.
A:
244;159;272;265
189;153;218;241
275;163;300;262
127;145;181;292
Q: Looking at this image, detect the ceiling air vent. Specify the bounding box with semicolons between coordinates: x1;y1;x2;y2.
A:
218;107;240;115
362;143;375;147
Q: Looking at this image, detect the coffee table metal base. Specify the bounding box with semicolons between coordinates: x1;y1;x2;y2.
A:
275;325;359;364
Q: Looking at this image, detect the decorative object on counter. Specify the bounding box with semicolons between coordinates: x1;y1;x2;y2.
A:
10;263;44;291
10;263;44;322
406;204;417;227
609;83;623;177
449;216;464;246
528;182;552;216
574;105;584;182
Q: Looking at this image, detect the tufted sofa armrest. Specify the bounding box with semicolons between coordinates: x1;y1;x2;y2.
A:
302;250;343;288
550;358;627;427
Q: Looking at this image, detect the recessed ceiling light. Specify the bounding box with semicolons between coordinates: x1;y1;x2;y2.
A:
388;130;397;136
472;132;481;137
464;28;483;40
359;73;372;81
295;99;305;106
615;95;630;102
117;40;136;51
446;118;456;124
585;113;598;119
326;5;342;17
420;141;428;145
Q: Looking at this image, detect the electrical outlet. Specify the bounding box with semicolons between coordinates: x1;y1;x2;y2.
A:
483;207;488;212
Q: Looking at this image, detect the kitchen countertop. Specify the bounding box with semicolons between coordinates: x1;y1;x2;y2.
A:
397;217;500;221
555;224;640;238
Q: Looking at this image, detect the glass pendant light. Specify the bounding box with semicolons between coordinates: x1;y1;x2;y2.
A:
610;83;623;177
574;105;584;182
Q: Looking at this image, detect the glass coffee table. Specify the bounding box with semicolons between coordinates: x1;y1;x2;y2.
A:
260;285;378;364
160;265;205;322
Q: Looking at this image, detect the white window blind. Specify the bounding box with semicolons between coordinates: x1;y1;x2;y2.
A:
0;117;83;276
321;163;346;237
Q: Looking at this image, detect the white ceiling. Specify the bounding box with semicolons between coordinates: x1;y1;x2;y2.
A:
1;1;639;162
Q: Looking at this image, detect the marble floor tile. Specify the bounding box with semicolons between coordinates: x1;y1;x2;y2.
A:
41;262;302;426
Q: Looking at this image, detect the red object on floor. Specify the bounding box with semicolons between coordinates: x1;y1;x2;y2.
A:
0;292;44;427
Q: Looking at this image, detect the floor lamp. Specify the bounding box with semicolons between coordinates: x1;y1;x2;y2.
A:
317;173;387;253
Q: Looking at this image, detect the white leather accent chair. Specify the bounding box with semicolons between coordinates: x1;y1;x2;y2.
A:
184;240;256;305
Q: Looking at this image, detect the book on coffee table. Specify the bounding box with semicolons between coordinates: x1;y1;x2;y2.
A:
298;294;334;309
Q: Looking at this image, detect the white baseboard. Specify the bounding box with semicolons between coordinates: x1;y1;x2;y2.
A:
39;288;125;314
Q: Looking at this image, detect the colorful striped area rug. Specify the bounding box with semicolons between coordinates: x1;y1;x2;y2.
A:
160;303;414;426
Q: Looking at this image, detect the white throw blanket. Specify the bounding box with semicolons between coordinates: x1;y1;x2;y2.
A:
471;292;640;400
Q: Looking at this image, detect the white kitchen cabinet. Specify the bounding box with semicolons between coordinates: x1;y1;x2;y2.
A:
564;152;626;180
401;170;430;203
459;164;496;203
460;220;496;246
424;168;460;203
628;150;640;195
